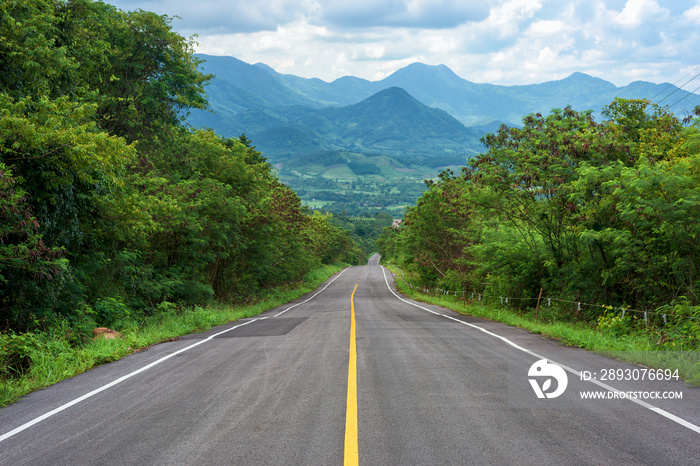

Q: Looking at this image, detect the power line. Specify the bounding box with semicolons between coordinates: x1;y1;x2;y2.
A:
650;64;700;100
656;70;700;105
669;84;700;108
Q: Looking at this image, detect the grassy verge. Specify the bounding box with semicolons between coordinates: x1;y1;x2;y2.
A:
0;265;344;408
387;266;700;385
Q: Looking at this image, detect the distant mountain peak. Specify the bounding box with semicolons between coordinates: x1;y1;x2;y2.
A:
396;62;455;73
347;86;425;114
372;86;413;97
567;71;594;79
253;62;276;74
321;86;476;153
385;62;462;84
188;53;700;151
561;71;617;88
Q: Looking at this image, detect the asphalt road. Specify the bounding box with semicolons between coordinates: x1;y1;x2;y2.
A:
1;254;698;465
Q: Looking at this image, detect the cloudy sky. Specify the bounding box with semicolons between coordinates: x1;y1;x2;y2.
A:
107;0;700;87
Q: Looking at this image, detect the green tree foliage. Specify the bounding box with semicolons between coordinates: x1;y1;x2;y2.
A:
0;163;67;324
0;0;74;99
566;101;697;308
86;5;210;144
329;211;392;257
0;0;359;332
307;211;362;266
398;170;477;289
384;99;700;326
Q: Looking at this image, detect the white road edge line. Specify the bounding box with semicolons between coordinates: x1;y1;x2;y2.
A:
0;268;349;443
380;266;700;435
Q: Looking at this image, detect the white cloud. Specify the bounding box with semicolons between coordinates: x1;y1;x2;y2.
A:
528;19;567;36
483;0;543;38
613;0;668;28
106;0;700;86
683;2;700;23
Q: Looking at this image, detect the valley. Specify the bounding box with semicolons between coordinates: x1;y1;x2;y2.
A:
277;151;435;215
187;54;700;216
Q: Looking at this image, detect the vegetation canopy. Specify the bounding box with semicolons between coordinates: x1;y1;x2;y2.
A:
0;0;362;341
381;99;700;353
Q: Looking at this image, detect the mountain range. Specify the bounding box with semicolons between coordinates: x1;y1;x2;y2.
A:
187;53;700;164
185;54;700;215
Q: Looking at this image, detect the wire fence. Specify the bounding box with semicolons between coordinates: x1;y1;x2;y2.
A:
388;264;700;326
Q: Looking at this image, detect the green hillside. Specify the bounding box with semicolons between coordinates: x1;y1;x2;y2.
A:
318;87;480;156
276;151;461;216
234;86;484;172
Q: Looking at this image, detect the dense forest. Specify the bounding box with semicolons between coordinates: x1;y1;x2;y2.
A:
380;100;700;349
0;0;362;334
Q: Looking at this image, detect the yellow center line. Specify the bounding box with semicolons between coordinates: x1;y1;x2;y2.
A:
344;283;359;466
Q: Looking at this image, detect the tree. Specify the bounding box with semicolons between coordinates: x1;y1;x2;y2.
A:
399;170;477;289
0;163;67;328
0;2;360;333
0;0;75;100
390;99;698;316
567;101;696;308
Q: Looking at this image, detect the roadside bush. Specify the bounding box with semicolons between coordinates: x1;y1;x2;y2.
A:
653;298;700;350
596;309;636;337
0;331;36;378
94;297;132;329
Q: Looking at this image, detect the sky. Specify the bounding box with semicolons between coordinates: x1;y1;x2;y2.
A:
106;0;700;88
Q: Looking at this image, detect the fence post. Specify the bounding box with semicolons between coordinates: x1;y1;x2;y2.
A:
464;282;468;309
535;287;544;323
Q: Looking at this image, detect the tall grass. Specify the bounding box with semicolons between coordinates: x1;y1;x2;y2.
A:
0;265;344;408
